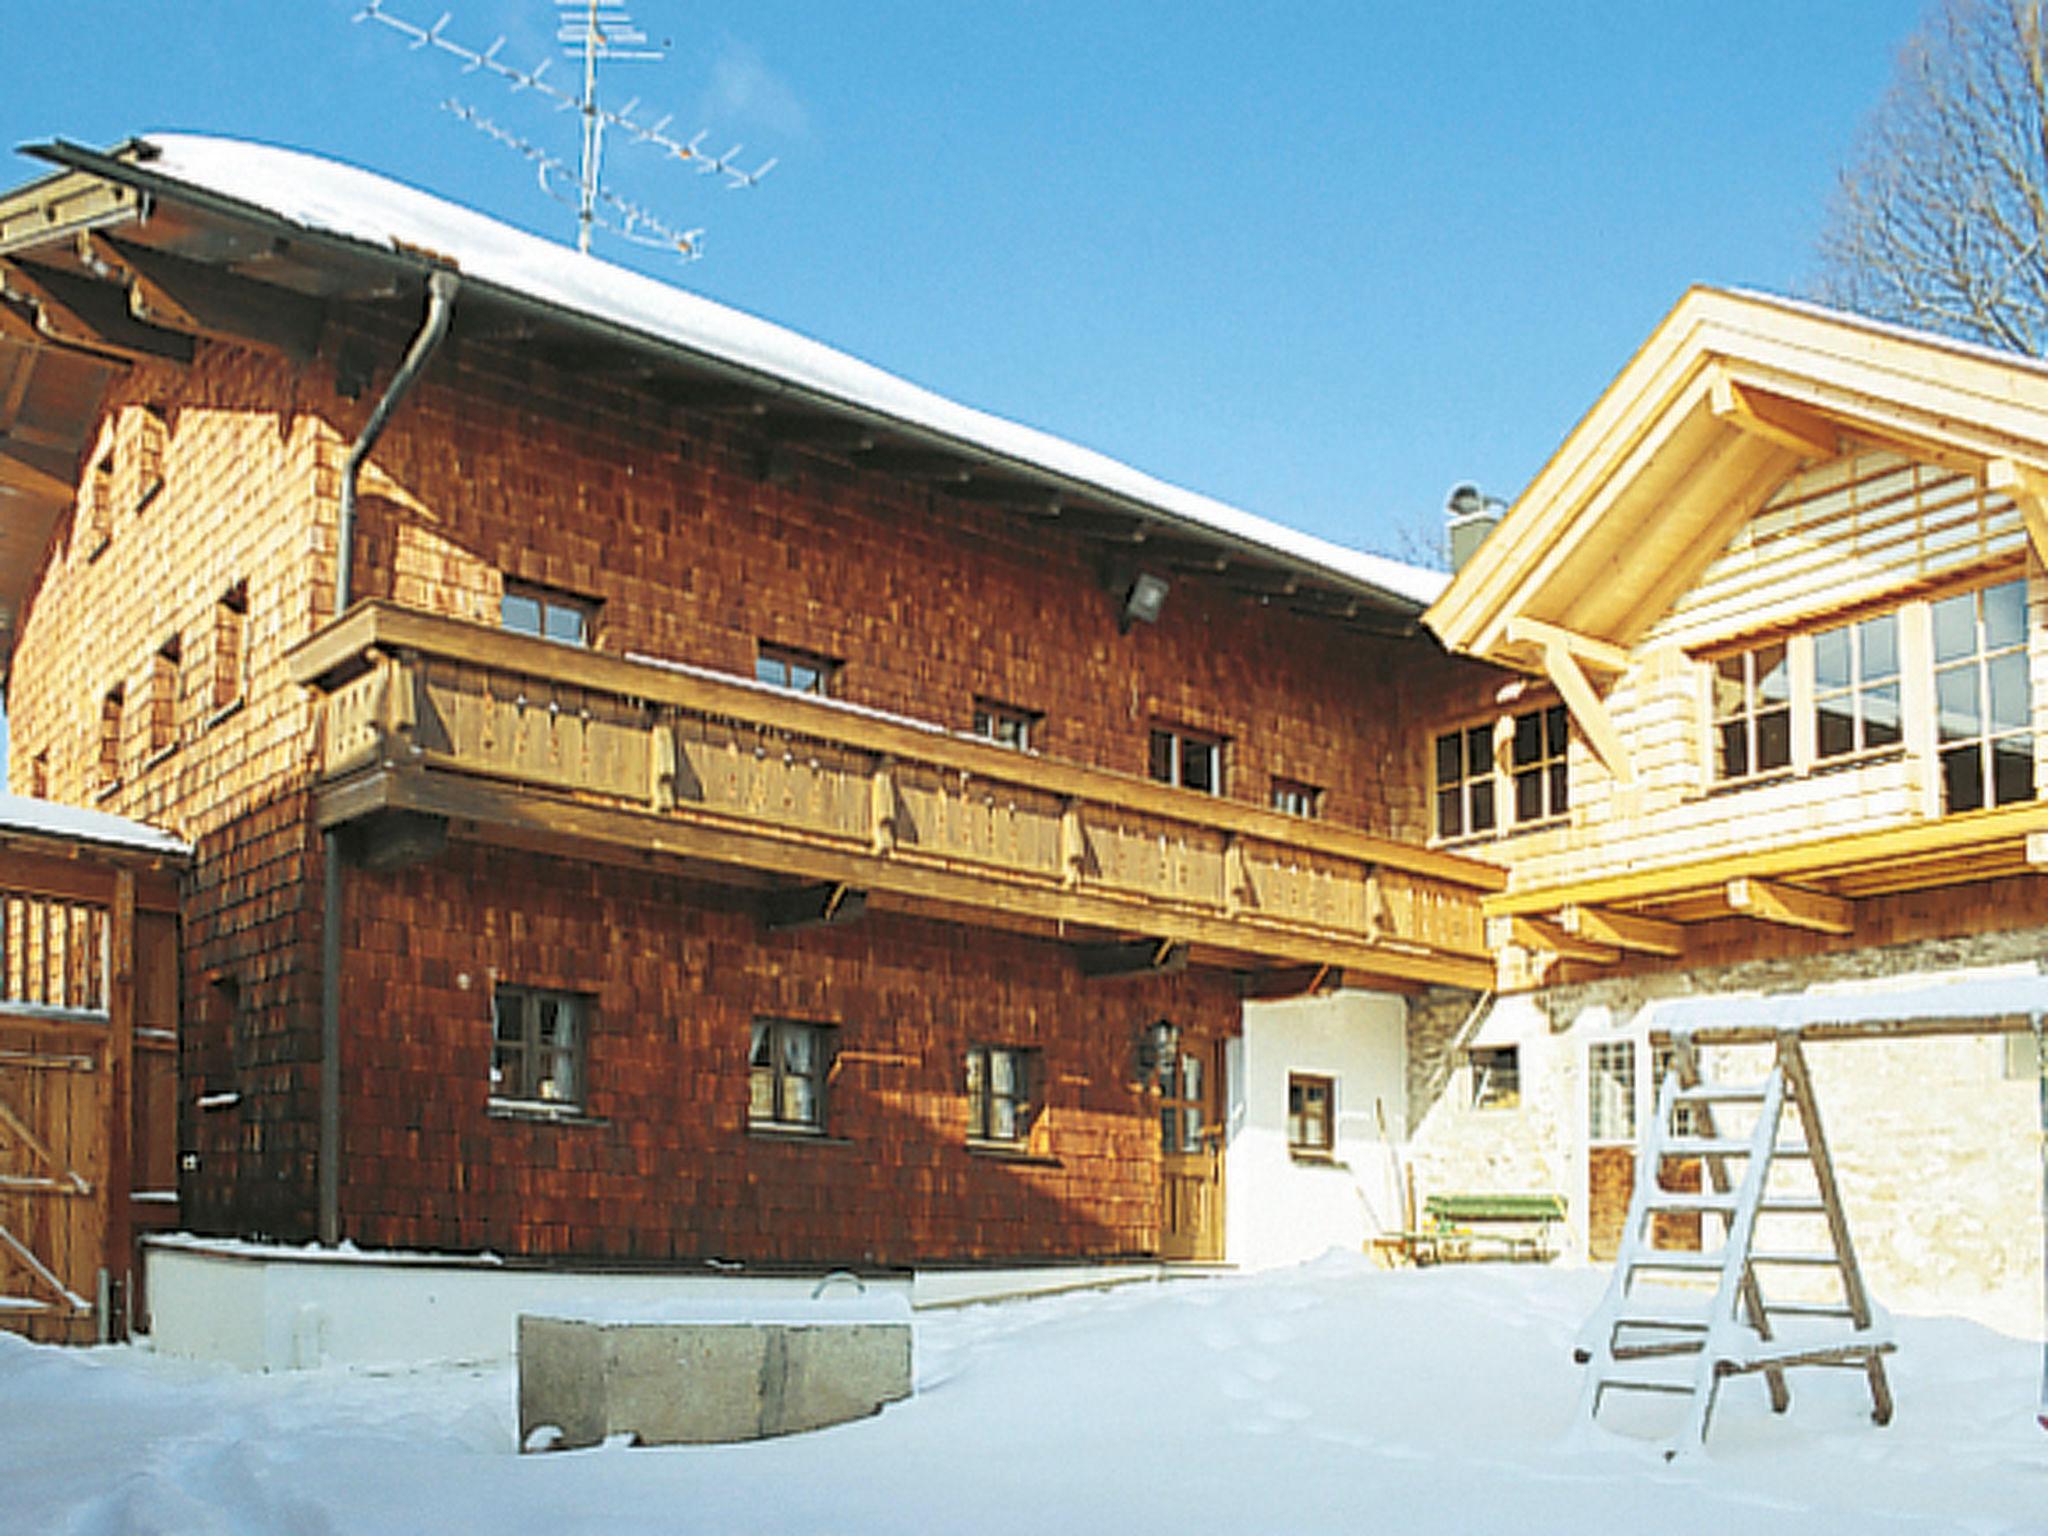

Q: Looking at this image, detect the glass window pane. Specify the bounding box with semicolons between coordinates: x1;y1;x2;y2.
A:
1989;651;2029;732
1515;768;1543;823
1756;644;1789;704
1436;788;1463;839
1816;698;1855;759
1546;704;1568;757
1933;592;1977;664
1936;665;1982;742
750;1068;775;1121
543;603;585;646
1864;683;1902;748
1993;735;2035;805
1984;579;2027;650
1713;656;1747;718
1183;741;1217;794
1943;743;1985;813
990;1050;1015;1095
543;1049;575;1104
1549;761;1569;814
1470;780;1496;832
1182;1055;1202;1100
1813;626;1850;692
755;655;786;687
1465;726;1491;778
1149;731;1174;784
1435;734;1461;786
784;1074;816;1125
965;1050;985;1096
992;1098;1017;1140
791;662;820;694
501;591;541;635
1861;614;1899;680
782;1026;813;1076
491;1043;517;1093
1512;710;1541;766
495;993;524;1043
1718;720;1749;779
750;1022;773;1069
1182;1107;1204;1152
1160;1108;1176;1150
1756;707;1791;771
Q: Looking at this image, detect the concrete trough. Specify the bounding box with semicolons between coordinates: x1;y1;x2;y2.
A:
518;1295;913;1449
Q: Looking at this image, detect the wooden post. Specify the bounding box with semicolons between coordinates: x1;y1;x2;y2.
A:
105;868;135;1341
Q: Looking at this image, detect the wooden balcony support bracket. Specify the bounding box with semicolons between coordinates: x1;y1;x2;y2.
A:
1503;616;1633;786
1077;937;1188;982
649;722;679;813
83;232;325;362
375;650;418;763
871;760;899;856
1725;877;1854;935
1486;913;1619;967
1985;458;2048;568
1708;373;1840;461
761;882;868;934
1223;835;1254;916
1556;903;1684;957
1243;963;1343;1001
1061;800;1089;889
0;257;195;364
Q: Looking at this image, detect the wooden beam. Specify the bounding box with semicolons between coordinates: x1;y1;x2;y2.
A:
1710;375;1839;461
105;867;136;1336
857;447;975;482
86;234;326;362
1985;458;2048;569
0;435;76;500
1485;914;1618;965
1533;635;1633;785
1242;964;1342;1000
1556;903;1684;957
760;881;867;933
762;414;877;454
1077;937;1188;980
957;482;1064;516
0;260;194;363
1725;876;1854;935
1503;615;1630;674
646;377;770;414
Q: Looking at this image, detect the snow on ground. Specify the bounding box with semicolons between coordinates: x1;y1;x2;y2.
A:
4;1257;2044;1535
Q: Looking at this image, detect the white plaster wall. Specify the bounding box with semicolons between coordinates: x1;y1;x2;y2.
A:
1225;990;1407;1269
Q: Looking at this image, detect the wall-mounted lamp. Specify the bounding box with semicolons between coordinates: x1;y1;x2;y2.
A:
1120;571;1170;632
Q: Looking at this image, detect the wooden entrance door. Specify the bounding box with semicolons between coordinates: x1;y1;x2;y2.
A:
1152;1025;1224;1262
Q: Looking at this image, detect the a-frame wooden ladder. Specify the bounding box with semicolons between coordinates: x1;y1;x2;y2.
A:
1574;1029;1896;1457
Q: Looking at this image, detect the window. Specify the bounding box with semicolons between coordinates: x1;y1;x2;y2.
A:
212;583;248;713
1434;722;1496;839
148;637;181;756
1813;611;1901;761
749;1018;833;1131
966;1045;1038;1143
2005;1030;2043;1082
1149;726;1222;795
1713;642;1792;781
973;699;1039;751
1287;1073;1334;1155
1587;1039;1635;1142
1470;1046;1520;1110
98;687;124;793
501;581;596;647
755;643;838;697
1649;1040;1700;1136
1270;778;1322;818
491;985;588;1109
1510;703;1569;823
1933;578;2033;813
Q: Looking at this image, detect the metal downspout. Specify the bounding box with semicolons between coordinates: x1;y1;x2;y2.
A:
320;268;458;1247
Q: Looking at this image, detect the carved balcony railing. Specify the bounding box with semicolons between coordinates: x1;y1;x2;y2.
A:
289;603;1502;988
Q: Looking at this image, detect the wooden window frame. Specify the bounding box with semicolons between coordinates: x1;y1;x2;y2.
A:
1712;641;1793;784
1433;719;1497;841
1434;700;1570;842
1812;609;1903;764
1287;1072;1335;1158
1148;725;1224;796
490;984;590;1111
966;1043;1039;1145
211;582;249;717
1587;1039;1636;1144
755;642;839;698
1508;703;1570;826
749;1017;834;1133
1932;576;2034;814
501;579;598;649
972;698;1041;752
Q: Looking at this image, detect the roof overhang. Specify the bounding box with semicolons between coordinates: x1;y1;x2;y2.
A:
1424;286;2048;671
0;135;1444;676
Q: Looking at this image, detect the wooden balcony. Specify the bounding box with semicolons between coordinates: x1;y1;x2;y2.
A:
288;603;1500;989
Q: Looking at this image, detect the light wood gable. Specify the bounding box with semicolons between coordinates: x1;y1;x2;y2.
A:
1426;288;2048;969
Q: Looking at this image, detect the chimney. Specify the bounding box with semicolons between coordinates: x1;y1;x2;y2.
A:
1444;483;1504;571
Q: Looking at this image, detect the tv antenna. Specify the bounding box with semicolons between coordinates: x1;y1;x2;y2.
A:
354;0;777;259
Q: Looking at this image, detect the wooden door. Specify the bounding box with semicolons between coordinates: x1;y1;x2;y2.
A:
1153;1027;1224;1262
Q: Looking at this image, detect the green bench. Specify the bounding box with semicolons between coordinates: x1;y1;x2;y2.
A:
1403;1193;1567;1265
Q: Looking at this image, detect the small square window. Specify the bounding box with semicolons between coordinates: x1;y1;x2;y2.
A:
491;985;589;1110
1287;1073;1334;1156
750;1018;834;1131
1270;778;1322;817
973;699;1040;751
966;1044;1039;1143
756;643;839;697
1470;1046;1520;1110
501;581;597;648
1149;726;1224;795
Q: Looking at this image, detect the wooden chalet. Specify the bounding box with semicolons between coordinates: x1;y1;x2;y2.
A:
0;135;1501;1283
1417;288;2048;1305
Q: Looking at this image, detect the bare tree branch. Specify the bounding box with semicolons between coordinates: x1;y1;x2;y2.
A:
1817;0;2048;354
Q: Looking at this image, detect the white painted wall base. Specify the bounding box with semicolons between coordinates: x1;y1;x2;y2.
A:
142;1237;1187;1371
1226;990;1408;1269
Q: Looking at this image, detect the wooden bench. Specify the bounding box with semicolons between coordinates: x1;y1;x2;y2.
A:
1377;1193;1566;1266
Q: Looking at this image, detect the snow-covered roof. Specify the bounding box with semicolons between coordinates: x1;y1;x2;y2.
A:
121;134;1443;611
0;794;190;858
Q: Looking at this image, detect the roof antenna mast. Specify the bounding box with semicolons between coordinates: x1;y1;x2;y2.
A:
353;0;778;260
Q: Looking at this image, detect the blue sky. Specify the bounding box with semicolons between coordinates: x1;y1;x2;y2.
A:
7;1;1929;564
